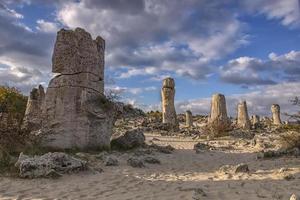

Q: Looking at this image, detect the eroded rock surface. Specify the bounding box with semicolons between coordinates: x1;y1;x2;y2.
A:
185;110;193;127
271;104;282;125
237;101;251;129
16;152;86;178
111;129;145;150
41;28;115;150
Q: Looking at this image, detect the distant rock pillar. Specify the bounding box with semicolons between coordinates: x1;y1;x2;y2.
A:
23;85;45;130
237;101;251;129
208;93;230;130
185;110;193;127
161;77;178;130
251;115;260;128
271;104;282;125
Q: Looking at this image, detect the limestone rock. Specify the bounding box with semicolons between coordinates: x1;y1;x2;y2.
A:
144;156;161;164
111;129;145;150
290;194;299;200
41;28;115;150
185;110;193;127
251;115;260;128
22;85;45;131
218;163;249;174
208;93;230;134
237;101;251;129
105;156;119;166
16;152;87;178
161;77;179;130
127;157;145;168
271;104;282;125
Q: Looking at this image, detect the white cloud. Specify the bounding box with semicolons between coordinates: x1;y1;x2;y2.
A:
36;19;60;33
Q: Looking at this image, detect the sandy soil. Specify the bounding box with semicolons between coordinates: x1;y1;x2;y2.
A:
0;132;299;200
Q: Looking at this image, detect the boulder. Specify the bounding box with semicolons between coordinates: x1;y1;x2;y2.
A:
16;152;87;178
127;157;145;168
111;129;145;150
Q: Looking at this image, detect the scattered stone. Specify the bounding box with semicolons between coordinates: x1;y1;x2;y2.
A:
271;104;282;125
144;156;161;164
105;156;118;166
133;149;153;156
218;163;249;174
149;144;175;154
111;129;145;150
161;77;179;130
193;142;214;153
192;188;207;199
127;157;145;168
237;101;251;129
284;174;295;181
41;28;116;150
16;152;87;178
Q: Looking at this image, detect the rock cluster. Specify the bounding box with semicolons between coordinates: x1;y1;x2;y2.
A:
271;104;282;125
237;101;251;129
161;77;179;130
111;129;145;150
15;152;86;178
41;28;115;150
22;85;45;131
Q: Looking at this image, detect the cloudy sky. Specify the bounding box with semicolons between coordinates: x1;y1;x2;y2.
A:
0;0;300;119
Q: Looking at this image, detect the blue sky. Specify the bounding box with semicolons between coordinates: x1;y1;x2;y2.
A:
0;0;300;118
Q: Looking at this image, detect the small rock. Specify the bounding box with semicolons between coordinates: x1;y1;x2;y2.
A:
192;188;207;200
144;156;161;164
150;144;175;154
105;156;118;166
284;174;295;181
234;163;249;173
127;157;145;168
290;194;299;200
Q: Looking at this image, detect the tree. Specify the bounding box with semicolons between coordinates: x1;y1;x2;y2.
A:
286;97;300;123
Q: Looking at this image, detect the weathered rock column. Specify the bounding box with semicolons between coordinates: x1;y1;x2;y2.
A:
271;104;282;125
251;115;260;128
161;77;178;130
185;110;193;127
237;101;251;129
22;85;45;130
208;93;230;130
41;28;115;150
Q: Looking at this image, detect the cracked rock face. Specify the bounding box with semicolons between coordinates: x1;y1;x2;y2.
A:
237;101;251;129
271;104;282;125
161;77;179;130
22;85;45;131
41;28;114;150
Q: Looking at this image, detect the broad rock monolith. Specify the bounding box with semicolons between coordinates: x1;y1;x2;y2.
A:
208;93;230;131
271;104;281;125
22;85;45;131
161;77;179;130
41;28;114;150
185;110;193;127
237;101;251;129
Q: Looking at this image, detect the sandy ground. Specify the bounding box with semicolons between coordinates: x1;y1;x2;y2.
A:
0;132;299;200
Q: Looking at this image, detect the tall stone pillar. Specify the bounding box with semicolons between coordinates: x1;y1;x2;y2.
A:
161;77;178;130
185;110;193;127
22;85;45;130
237;101;251;129
271;104;282;125
208;93;230;130
41;28;115;150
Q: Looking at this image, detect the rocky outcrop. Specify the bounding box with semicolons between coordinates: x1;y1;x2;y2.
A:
237;101;251;129
22;85;45;131
161;77;179;130
185;110;193;127
41;28;115;150
111;129;145;150
15;152;86;178
271;104;282;125
208;93;230;132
